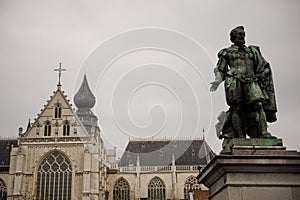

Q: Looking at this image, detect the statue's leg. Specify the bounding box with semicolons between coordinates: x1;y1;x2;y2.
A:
231;105;244;138
245;112;258;138
254;101;269;138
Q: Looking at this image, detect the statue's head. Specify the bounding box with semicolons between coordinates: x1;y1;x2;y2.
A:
230;26;245;45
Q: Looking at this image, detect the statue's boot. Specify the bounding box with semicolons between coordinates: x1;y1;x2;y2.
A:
256;103;277;139
221;138;233;154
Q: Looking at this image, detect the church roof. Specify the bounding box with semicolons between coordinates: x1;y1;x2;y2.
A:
0;138;18;172
74;74;96;109
119;138;215;167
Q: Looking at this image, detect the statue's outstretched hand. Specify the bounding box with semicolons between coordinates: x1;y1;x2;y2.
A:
210;80;221;92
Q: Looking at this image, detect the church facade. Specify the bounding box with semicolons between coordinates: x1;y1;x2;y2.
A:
0;71;212;200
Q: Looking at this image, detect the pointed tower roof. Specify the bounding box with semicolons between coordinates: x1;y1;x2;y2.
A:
74;74;96;109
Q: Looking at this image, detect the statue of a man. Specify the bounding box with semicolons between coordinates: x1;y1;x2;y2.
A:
211;26;277;152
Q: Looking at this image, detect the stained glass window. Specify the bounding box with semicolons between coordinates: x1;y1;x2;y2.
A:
184;176;201;200
36;151;72;200
113;177;130;200
0;179;7;200
148;177;165;200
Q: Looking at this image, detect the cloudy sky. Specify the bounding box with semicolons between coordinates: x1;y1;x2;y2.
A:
0;0;299;154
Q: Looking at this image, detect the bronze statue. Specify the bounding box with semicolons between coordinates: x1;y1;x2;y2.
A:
211;26;278;153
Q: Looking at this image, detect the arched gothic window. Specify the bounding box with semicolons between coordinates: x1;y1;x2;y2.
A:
36;151;72;200
44;121;51;136
63;121;70;136
0;179;7;200
184;176;201;200
54;104;62;118
113;177;130;200
148;177;166;200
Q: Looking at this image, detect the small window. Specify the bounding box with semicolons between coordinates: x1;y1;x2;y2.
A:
63;121;70;136
54;104;62;118
44;121;51;136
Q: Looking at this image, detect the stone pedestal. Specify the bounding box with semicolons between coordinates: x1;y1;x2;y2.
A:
198;141;300;200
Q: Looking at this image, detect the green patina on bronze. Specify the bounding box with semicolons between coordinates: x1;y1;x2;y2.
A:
232;138;283;146
211;26;280;154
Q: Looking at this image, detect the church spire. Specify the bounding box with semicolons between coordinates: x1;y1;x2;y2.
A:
74;74;96;109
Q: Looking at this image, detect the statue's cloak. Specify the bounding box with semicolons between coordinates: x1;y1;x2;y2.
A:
249;45;277;122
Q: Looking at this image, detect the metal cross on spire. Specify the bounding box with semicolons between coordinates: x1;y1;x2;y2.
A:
54;62;66;86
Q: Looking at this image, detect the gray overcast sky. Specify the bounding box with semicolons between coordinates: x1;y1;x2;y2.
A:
0;0;299;154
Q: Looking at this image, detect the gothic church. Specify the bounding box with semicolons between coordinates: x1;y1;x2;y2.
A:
0;69;212;200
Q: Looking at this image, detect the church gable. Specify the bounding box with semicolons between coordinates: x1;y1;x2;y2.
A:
24;86;89;139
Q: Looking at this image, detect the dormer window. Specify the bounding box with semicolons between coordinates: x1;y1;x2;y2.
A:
129;160;133;167
63;121;70;136
192;149;195;156
44;121;51;136
54;104;62;118
159;149;163;156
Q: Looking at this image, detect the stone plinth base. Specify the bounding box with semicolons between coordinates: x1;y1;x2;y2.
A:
232;138;283;146
198;145;300;200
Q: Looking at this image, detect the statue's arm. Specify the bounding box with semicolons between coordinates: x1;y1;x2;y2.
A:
210;49;227;92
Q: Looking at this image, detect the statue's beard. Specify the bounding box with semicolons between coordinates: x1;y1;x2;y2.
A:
235;38;245;46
